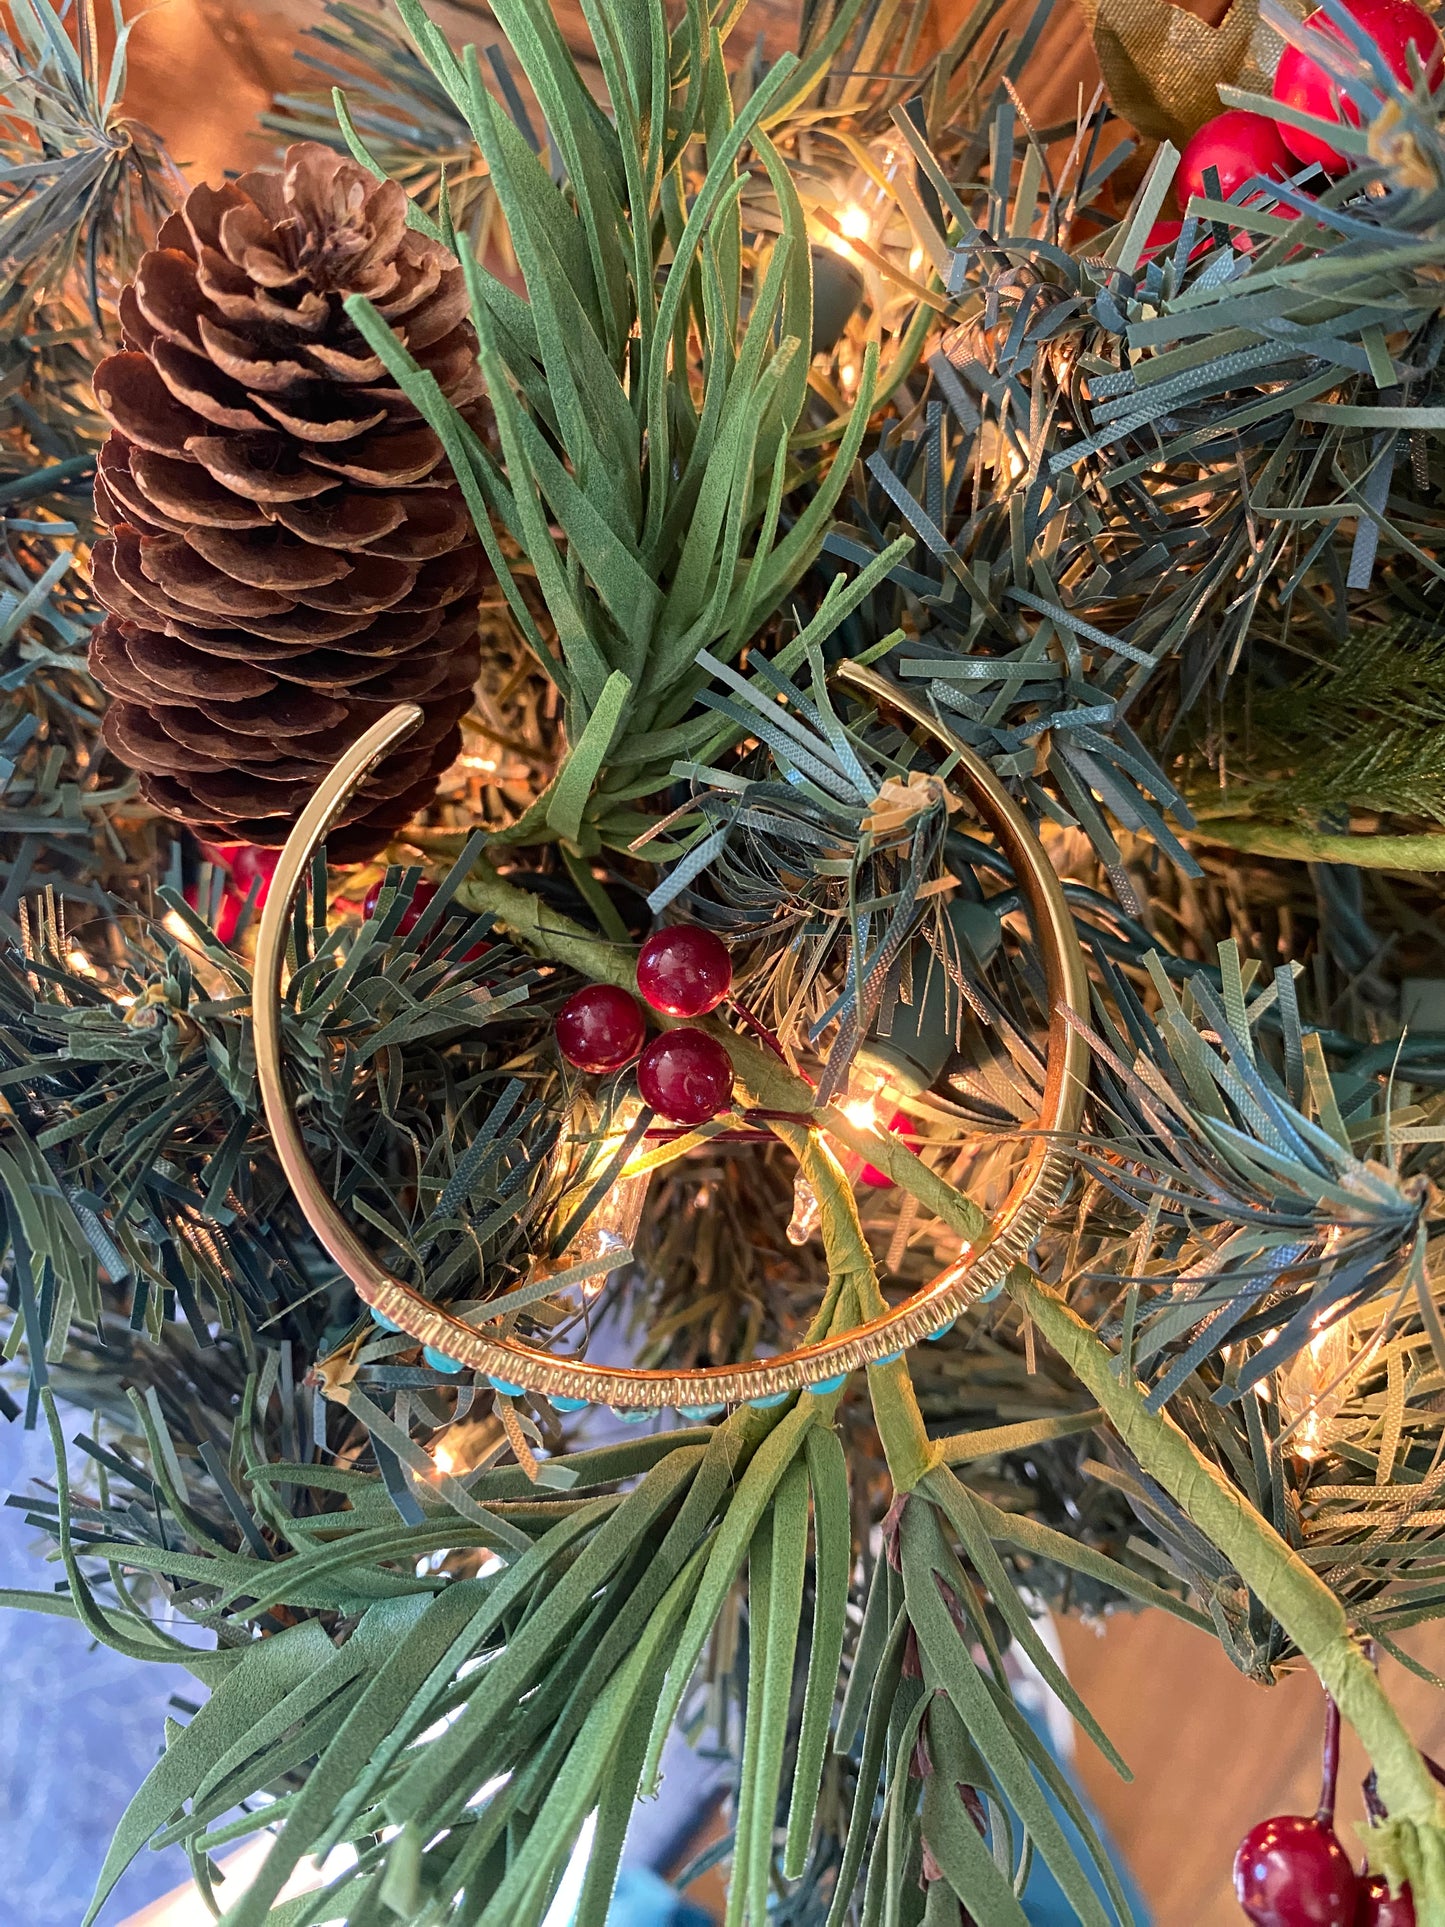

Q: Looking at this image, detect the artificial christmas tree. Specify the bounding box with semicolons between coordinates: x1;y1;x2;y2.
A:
7;0;1445;1922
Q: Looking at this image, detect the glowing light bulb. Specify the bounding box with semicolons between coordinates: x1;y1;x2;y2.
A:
841;1092;881;1133
1279;1313;1354;1461
433;1442;459;1477
838;204;870;242
909;245;924;274
529;1099;651;1296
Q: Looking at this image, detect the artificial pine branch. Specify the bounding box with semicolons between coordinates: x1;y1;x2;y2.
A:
9;0;1445;1922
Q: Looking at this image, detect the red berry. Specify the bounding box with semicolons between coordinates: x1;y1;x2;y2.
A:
636;1027;734;1124
1234;1816;1357;1927
1179;109;1293;205
220;844;279;896
363;876;437;933
636;925;732;1018
556;984;647;1073
363;877;490;962
1357;1875;1416;1927
1273;0;1444;172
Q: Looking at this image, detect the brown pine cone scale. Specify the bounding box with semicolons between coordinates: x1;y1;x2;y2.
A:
89;142;487;862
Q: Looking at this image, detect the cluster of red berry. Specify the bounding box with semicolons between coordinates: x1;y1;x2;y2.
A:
555;926;738;1126
1148;0;1443;258
1235;1812;1413;1925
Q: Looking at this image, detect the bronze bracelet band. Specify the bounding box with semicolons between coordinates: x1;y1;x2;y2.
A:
253;669;1089;1410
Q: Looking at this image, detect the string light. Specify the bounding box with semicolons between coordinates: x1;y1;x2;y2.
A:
531;1098;651;1295
841;1089;883;1133
789;1070;894;1243
1279;1312;1355;1461
837;203;871;245
432;1441;459;1477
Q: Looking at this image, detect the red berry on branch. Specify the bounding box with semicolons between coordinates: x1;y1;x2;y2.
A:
189;842;279;943
1356;1875;1416;1926
361;877;490;958
556;985;647;1074
363;877;437;932
636;925;733;1017
1272;0;1444;173
637;1027;734;1124
1234;1815;1358;1927
1179;109;1293;206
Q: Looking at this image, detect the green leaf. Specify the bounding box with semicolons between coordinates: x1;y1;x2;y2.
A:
643;1403;816;1789
742;1457;811;1921
824;1599;906;1927
922;1703;1032;1927
925;1467;1129;1778
84;1619;339;1924
899;1500;1117;1927
784;1423;851;1877
545;670;634;843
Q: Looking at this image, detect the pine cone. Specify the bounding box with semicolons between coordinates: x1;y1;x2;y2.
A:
88;142;486;863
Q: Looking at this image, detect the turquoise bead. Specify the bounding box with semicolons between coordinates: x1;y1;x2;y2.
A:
679;1403;726;1420
369;1307;401;1333
487;1374;527;1396
748;1391;790;1409
551;1395;590;1413
872;1350;904;1365
926;1318;958;1341
610;1405;657;1424
808;1374;849;1395
978;1281;1005;1303
423;1346;465;1374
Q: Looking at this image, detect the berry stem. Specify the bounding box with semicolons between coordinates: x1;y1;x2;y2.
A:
1009;1268;1445;1914
728;997;795;1067
1319;1692;1342;1827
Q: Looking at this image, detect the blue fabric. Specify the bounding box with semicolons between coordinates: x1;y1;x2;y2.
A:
606;1865;713;1926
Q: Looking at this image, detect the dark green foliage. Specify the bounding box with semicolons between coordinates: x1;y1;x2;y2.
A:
1190;621;1445;826
0;858;562;1371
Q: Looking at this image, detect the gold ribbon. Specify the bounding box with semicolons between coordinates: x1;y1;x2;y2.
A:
1073;0;1300;144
